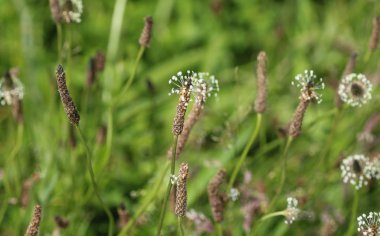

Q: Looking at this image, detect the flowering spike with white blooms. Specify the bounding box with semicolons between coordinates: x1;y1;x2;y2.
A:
338;73;372;107
357;212;380;236
0;72;24;106
340;154;373;190
168;71;219;106
284;197;300;224
291;70;325;104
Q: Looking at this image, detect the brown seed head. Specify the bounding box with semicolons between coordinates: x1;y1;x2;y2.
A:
369;16;380;50
168;94;204;159
25;205;42;236
95;51;106;72
255;51;267;113
139;16;153;47
172;85;192;136
49;0;61;23
207;169;227;223
86;57;97;88
175;163;189;217
288;99;310;138
117;204;129;229
56;64;80;125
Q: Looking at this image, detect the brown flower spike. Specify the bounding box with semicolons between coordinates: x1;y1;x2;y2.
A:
25;205;42;236
56;64;80;125
49;0;61;23
172;84;192;136
175;163;189;217
369;16;380;50
288;99;310;137
208;169;227;223
255;51;267;113
139;16;153;47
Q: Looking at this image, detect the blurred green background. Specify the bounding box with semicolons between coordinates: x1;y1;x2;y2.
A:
0;0;380;235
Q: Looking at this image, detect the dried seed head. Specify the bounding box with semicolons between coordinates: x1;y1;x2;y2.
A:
338;73;373;107
175;163;189;217
208;169;227;223
54;216;69;229
357;212;380;235
139;16;153;47
255;51;267;113
21;173;40;208
25;205;42;236
288;99;310;137
49;0;61;23
291;70;324;104
56;64;80;125
369;16;380;51
95;51;106;72
86;57;97;88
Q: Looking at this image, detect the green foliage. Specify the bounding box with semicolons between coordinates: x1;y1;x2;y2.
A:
0;0;380;235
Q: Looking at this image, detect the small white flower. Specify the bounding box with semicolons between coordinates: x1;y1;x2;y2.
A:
170;174;178;185
229;188;240;202
284;197;301;224
168;71;219;106
340;154;372;190
0;74;24;106
292;70;324;104
338;73;372;107
62;0;83;23
357;212;380;236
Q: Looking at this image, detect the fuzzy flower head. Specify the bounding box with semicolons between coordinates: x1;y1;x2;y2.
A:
61;0;83;23
340;154;372;190
365;157;380;180
291;70;325;104
357;212;380;236
338;73;372;107
0;72;24;106
169;71;219;106
284;197;301;224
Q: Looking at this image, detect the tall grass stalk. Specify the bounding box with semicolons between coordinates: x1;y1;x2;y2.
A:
227;113;262;190
157;135;179;236
178;217;185;236
76;126;114;236
118;163;170;235
56;23;62;61
345;190;359;236
215;223;223;236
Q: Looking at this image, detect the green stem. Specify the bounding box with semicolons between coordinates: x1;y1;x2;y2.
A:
76;126;114;236
227;113;262;190
260;211;286;221
157;135;178;236
113;46;145;106
178;217;185;236
345;190;359;236
215;223;223;236
267;136;293;212
118;163;170;235
56;23;62;62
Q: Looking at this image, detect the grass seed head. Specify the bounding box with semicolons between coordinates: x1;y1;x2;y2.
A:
369;16;380;50
49;0;61;23
25;205;42;236
56;64;80;125
0;70;24;106
357;212;380;236
255;51;267;113
175;163;189;217
291;70;324;104
139;16;153;47
62;0;83;23
288;99;310;137
340;154;372;190
208;169;227;223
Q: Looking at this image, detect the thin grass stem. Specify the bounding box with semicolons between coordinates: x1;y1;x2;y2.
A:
157;135;178;236
227;113;262;190
178;217;185;236
215;223;223;236
76;126;114;236
345;190;359;236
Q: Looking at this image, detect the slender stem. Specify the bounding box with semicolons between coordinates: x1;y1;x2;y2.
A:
178;217;185;236
227;114;262;190
113;46;145;106
118;163;170;235
345;190;359;236
56;23;62;62
260;211;286;221
267;136;293;212
215;223;223;236
76;126;114;236
157;135;179;236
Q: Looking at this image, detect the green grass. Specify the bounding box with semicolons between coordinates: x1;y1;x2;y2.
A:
1;0;380;235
